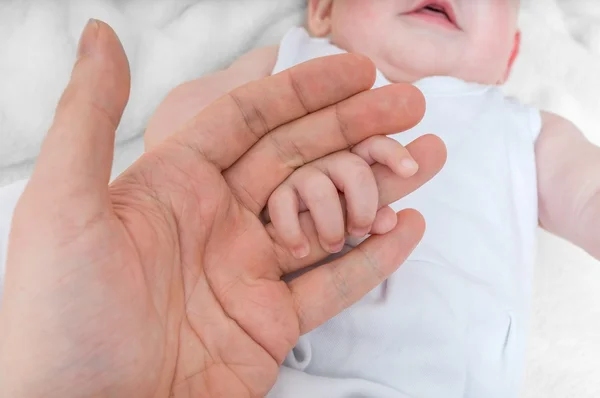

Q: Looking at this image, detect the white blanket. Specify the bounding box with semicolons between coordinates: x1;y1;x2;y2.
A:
0;0;599;396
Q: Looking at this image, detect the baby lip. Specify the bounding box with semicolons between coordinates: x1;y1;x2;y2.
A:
423;5;451;21
406;1;461;30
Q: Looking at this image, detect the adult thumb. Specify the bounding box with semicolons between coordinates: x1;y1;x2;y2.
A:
27;20;130;212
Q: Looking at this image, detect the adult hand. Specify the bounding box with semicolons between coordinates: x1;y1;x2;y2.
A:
0;20;446;398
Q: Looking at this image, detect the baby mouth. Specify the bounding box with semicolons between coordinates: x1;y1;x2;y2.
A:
422;4;451;20
407;2;460;30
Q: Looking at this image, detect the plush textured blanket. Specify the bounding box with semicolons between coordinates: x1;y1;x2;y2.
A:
0;0;599;396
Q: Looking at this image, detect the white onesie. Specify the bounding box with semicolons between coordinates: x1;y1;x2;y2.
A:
0;28;542;398
266;28;542;398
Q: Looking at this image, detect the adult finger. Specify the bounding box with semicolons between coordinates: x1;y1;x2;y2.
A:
375;134;447;206
169;54;376;170
27;20;130;212
224;83;426;214
289;209;425;334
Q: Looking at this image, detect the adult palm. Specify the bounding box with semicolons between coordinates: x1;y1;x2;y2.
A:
0;21;446;397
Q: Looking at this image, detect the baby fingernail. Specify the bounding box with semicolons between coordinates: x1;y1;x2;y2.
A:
293;245;310;259
350;227;370;238
401;158;419;171
328;240;345;254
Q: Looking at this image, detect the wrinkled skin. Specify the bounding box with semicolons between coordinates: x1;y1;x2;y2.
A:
0;21;446;397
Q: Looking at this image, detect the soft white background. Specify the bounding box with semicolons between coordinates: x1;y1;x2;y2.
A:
0;0;599;396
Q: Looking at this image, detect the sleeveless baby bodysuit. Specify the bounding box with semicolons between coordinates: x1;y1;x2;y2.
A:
267;28;541;398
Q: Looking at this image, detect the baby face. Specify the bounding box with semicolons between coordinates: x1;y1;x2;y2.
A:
308;0;520;84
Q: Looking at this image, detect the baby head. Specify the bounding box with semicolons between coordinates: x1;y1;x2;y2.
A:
307;0;521;85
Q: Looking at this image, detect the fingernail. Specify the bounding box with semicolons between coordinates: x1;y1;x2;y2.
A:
327;240;345;254
77;19;100;58
349;227;369;238
293;245;310;259
401;158;419;171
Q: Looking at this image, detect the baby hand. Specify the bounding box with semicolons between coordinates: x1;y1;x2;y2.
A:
266;135;419;259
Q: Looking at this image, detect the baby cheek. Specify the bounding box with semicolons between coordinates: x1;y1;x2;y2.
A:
337;0;381;19
331;1;392;53
331;16;374;53
477;8;515;56
470;21;514;64
333;0;393;33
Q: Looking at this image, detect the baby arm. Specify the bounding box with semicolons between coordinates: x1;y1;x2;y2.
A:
266;136;419;259
537;111;600;259
145;46;279;148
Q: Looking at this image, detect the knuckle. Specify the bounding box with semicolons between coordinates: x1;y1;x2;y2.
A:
288;69;310;114
357;246;386;281
334;103;353;148
229;179;263;215
309;187;334;206
228;89;270;140
57;86;118;131
351;161;375;186
269;133;308;170
330;267;352;306
293;165;325;190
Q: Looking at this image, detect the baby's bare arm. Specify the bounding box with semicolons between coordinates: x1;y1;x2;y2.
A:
145;46;278;148
537;111;600;259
